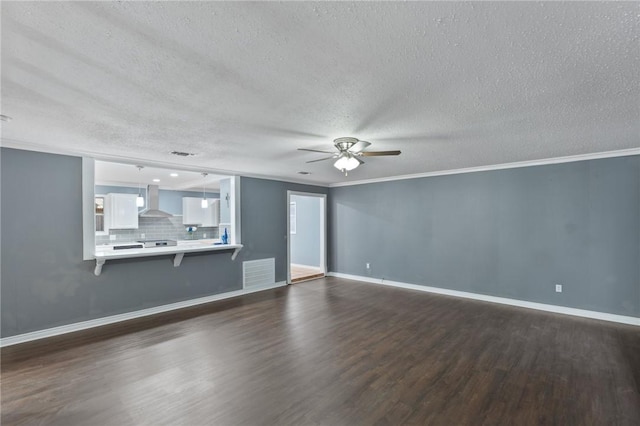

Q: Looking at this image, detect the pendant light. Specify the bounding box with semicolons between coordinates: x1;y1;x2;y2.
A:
201;172;208;208
136;166;145;207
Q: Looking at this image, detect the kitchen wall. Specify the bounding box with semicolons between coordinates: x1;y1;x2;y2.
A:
95;216;219;245
95;185;219;215
290;194;321;267
95;185;220;244
329;155;640;318
0;147;327;338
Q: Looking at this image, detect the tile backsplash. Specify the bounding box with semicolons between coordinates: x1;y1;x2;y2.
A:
96;216;219;245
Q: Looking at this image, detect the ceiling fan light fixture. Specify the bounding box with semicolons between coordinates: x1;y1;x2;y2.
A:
299;136;399;175
334;153;359;172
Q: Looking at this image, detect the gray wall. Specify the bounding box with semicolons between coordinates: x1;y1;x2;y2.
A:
0;148;326;337
290;194;321;267
2;146;636;338
329;155;640;318
240;178;328;284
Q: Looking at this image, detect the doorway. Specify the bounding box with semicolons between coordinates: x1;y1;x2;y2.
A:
287;191;326;284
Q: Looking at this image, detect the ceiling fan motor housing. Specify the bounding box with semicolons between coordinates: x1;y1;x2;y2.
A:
333;137;359;151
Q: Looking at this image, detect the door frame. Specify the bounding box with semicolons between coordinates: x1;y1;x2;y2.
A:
287;191;327;284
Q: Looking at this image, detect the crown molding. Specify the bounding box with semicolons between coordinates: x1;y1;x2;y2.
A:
3;138;637;190
329;148;640;188
0;138;329;188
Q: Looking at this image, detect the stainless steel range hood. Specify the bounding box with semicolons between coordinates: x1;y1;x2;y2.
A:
139;185;173;218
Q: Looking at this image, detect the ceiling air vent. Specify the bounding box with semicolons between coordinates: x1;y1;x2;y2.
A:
170;151;195;157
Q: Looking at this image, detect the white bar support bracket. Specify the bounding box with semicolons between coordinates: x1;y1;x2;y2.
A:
94;258;106;276
231;247;241;261
173;253;185;267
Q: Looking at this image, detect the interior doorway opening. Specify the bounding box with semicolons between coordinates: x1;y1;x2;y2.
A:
287;191;326;284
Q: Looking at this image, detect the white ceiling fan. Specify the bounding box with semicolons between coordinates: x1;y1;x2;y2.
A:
298;137;401;175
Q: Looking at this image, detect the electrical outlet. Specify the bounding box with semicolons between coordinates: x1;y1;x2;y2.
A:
555;284;563;293
141;233;145;239
366;263;371;269
109;234;116;241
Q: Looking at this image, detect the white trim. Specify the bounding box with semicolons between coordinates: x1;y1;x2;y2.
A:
319;196;326;275
82;157;96;260
1;138;329;188
6;139;637;189
287;197;290;283
327;272;640;326
289;201;297;234
230;176;242;244
329;148;640;188
0;281;287;348
287;191;328;284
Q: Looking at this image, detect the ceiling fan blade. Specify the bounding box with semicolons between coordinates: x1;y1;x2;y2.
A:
298;148;335;154
355;156;364;164
350;140;371;153
360;150;401;156
306;156;336;163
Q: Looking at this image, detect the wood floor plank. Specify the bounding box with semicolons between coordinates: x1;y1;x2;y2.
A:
1;277;639;425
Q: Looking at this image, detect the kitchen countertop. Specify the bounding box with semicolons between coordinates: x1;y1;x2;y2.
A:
95;239;223;252
93;239;243;276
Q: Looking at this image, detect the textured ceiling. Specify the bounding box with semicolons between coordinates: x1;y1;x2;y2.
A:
94;160;226;191
2;2;639;185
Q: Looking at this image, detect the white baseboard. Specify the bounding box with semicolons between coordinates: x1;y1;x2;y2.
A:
327;272;640;326
0;281;287;348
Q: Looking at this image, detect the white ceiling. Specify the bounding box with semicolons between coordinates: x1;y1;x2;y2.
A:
2;2;638;185
94;160;226;191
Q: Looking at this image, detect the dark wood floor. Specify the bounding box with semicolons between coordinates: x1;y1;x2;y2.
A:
2;277;639;425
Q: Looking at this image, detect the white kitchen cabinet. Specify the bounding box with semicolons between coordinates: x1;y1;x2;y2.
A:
104;193;139;231
202;199;220;227
182;197;220;226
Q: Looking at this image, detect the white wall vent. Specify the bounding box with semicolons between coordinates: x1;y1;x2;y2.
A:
243;258;275;288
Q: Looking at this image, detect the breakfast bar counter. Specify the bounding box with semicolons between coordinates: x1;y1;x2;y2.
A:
93;240;243;276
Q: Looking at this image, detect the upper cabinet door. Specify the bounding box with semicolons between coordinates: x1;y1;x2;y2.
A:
183;197;220;226
182;197;204;225
105;193;139;231
203;199;220;227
